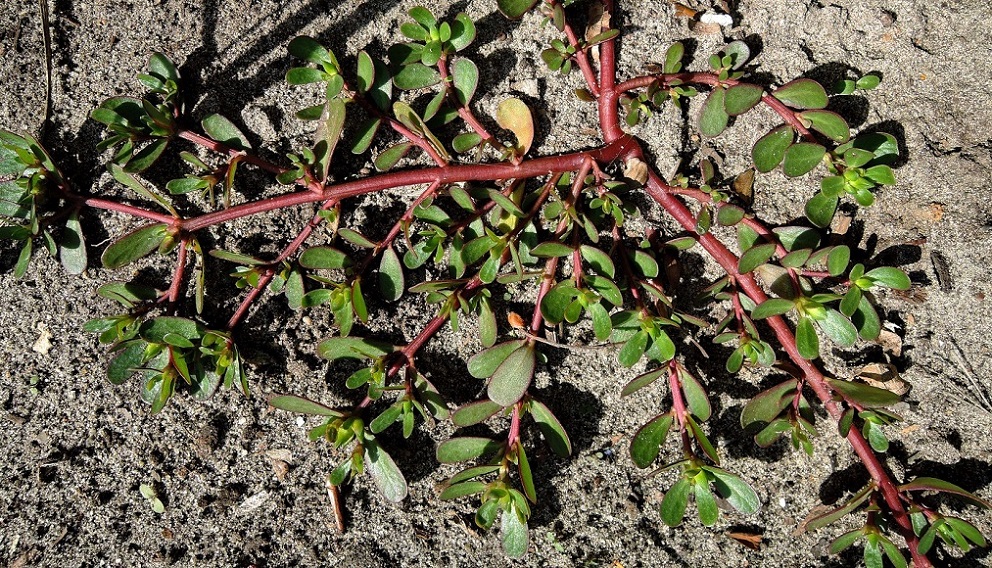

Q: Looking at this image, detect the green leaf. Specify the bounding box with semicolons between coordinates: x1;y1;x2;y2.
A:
316;336;393;360
378;247;404;301
268;394;342;416
501;504;529;559
663;42;684;74
392;63;440;90
497;0;539;19
60;211;87;274
101;223;169;269
680;369;711;421
805;192;839;228
796;316;819;359
139;317;203;343
804;485;874;531
621;367;665;397
107;342;147;384
899;478;992;509
516;444;536;503
826;378;901;408
364;438;408;502
448;464;501;485
440;481;488;500
299;246;352;270
631;250;659;278
580;245;615;278
694;476;719;526
741;379;798;427
830;529;864;554
716;204;745;226
288;36;332;66
147;52;179;83
530;242;574;257
772;78;828;109
453;399;503;427
864;164;896;185
752;125;794;172
488;344;535;407
827;246;850;276
449;14;476;52
285;67;326;85
451;58;478;106
529;399;572;457
800;110;850;143
166;177;209;194
630;413;672;468
698;87;729;137
618;330;649;367
585;275;622;306
374;142;413;171
865;267;910;290
453;132;483;153
108;163;176;215
201;114;251;151
738;243;776;273
124;138;169;173
723;84;763;116
468;340;524;378
436;437;501;463
314;98;347;181
852;295;882;340
661;478;692;527
496;97;534;155
820;309;858;347
782;143;826;177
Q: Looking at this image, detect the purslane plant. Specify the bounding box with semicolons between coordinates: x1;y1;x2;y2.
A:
1;0;988;563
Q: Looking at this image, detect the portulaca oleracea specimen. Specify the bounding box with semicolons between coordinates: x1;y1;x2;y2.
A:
0;0;987;564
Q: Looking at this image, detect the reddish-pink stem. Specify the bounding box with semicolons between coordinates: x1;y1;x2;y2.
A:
80;197;176;225
165;239;189;305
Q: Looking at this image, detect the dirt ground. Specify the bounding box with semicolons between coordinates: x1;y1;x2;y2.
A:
2;0;991;567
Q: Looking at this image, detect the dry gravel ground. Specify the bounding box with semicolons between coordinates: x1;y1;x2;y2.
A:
2;0;992;567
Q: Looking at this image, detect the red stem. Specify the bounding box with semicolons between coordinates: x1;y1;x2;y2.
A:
182;137;633;233
165;239;189;306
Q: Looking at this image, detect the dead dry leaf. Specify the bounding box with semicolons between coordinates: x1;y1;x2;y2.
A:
857;362;910;396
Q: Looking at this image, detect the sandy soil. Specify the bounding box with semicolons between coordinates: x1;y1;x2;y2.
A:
1;0;991;567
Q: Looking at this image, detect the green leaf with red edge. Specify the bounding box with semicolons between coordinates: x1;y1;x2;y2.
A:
772;78;828;109
740;379;798;428
201;114;251;151
451;58;479;106
313;98;346;181
364;437;408;502
529;399;572;457
699;87;729;137
680;368;711;421
268;394;343;416
800;110;850;143
630;413;673;468
516;443;537;503
899;477;992;509
488;343;535;406
453;399;503;426
703;466;761;514
501;503;529;559
440;481;487;500
378;246;404;301
738;243;776;273
107;341;147;384
686;416;720;464
825;377;902;408
752;125;794;172
436;436;502;463
468;340;525;378
694;474;719;526
621;367;666;397
796;316;819;359
724;84;763;116
299;246;352;270
751;298;796;320
782;142;826;177
803;484;874;531
374;142;413;171
661;477;692;527
316;336;394;360
101;223;169;269
805;191;839;228
448;464;501;485
392;63;440;90
497;0;539;19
